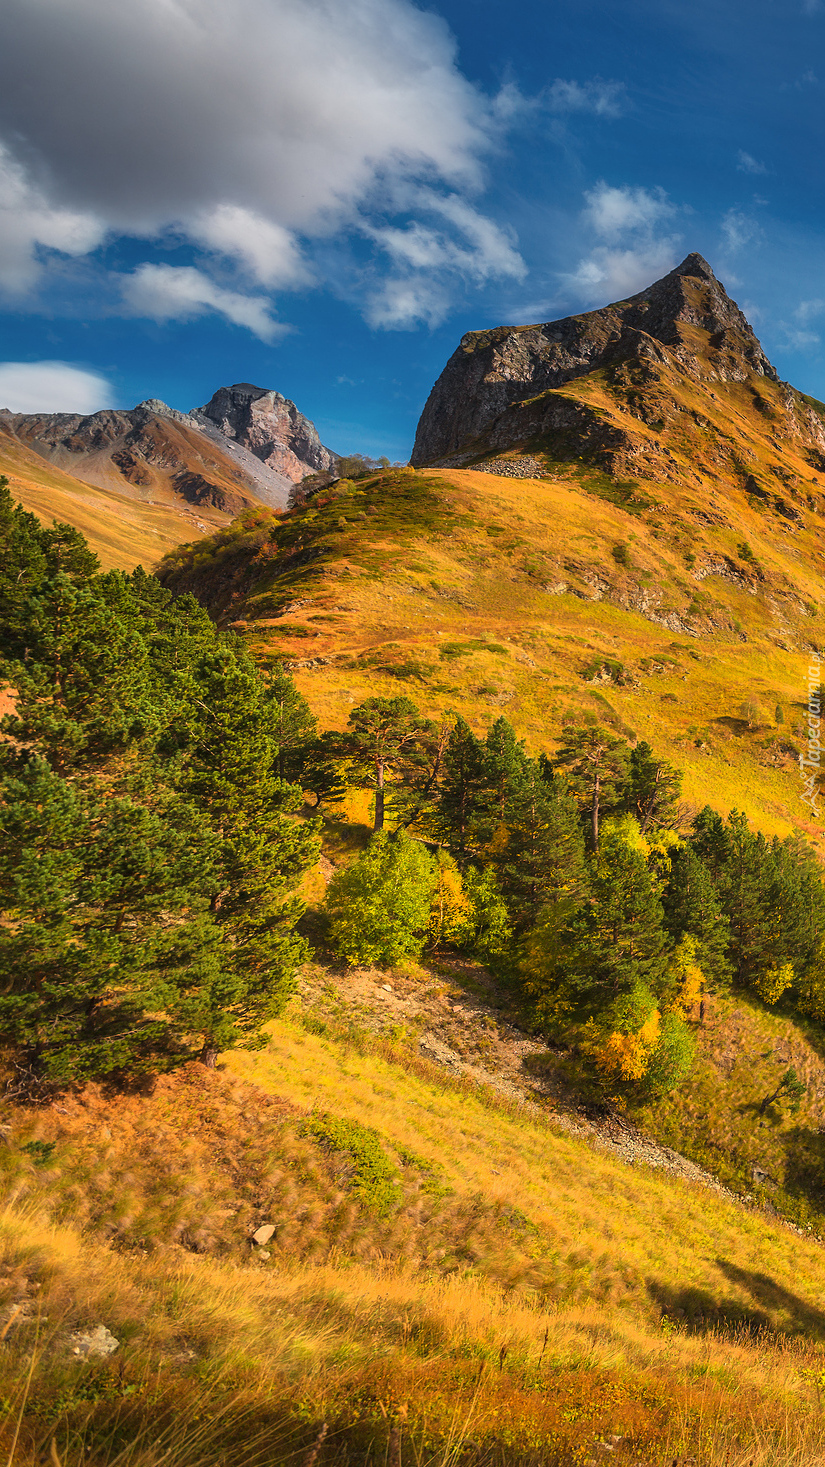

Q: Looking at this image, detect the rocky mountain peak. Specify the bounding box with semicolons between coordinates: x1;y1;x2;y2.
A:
411;253;778;466
195;383;337;483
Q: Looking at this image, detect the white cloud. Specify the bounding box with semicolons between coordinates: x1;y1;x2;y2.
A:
121;264;284;340
784;327;821;350
567;243;680;303
796;298;825;324
721;208;761;252
737;150;767;175
0;0;530;330
545;79;625;118
583;182;675;239
0;144;105;291
566;183;681;307
365;275;451;330
191;206;312;288
0;361;114;413
491;76;624;126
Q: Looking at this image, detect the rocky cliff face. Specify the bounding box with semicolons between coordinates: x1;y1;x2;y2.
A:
411;254;780;467
1;381;339;519
195;383;338;483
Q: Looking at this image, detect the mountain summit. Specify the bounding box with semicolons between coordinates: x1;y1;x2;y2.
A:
411;254;783;468
195;383;337;483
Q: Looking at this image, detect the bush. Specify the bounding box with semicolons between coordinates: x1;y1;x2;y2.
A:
302;1111;401;1214
325;831;437;966
461;866;513;963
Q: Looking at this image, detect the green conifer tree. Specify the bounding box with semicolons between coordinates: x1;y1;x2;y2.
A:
570;822;671;1007
662;843;732;989
480;716;528;837
497;757;587;928
433;715;489;859
262;661;318;781
625;741;682;832
555;719;629;852
344;696;434;831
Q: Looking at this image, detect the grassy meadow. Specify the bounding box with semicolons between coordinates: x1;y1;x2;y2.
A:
160;449;823;848
5;995;825;1465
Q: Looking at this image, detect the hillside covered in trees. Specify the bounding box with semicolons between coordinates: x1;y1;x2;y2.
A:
7;483;825;1465
4;475;825;1120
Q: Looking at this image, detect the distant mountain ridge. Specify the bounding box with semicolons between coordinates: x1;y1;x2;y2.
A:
410;253;818;475
0;381;339;567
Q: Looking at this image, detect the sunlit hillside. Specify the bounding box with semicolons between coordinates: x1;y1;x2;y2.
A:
5;980;825;1467
0;427;211;570
159;441;825;845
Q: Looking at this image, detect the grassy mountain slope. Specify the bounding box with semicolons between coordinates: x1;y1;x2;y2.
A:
6;981;825;1466
158;443;823;844
0;424;234;570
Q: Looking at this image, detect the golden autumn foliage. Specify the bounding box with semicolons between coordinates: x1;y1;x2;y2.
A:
428;849;472;946
754;961;795;1006
595;1007;662;1082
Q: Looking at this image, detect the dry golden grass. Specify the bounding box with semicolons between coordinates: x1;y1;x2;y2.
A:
162;409;825;846
0;431;237;571
6;1000;825;1463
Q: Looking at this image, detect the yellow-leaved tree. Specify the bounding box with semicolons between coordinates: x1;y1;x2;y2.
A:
428;850;472;948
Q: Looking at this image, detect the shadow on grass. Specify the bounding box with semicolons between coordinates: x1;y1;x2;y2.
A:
648;1258;825;1339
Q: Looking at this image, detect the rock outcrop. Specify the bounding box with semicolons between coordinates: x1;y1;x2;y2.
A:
195;383;337;483
1;380;339;519
411;254;779;467
3;401;294;514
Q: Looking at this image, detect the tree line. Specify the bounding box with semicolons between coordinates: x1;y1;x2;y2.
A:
3;479;825;1102
300;693;825;1098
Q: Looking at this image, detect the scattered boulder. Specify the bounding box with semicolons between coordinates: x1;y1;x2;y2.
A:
252;1223;276;1245
69;1324;119;1359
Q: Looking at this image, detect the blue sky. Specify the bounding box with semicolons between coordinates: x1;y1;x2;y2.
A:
0;0;824;460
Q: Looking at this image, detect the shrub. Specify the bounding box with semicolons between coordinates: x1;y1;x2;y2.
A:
428;850;472;947
302;1112;401;1214
325;831;437;966
461;866;512;962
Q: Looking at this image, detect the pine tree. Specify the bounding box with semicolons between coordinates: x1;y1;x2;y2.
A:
1;575;155;768
0;752;221;1085
555;719;629;852
344;696;434;831
497;757;587;928
662;843;731;990
434;716;490;859
691;806;731;882
0;479;50;657
625;741;682;832
262;661;317;781
0;487;321;1085
572;821;671;1006
480;716;529;839
716;811;771;987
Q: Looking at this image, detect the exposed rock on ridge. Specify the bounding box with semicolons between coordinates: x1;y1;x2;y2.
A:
0;381;340;521
3;402;292;515
411;254;779;467
195;383;338;483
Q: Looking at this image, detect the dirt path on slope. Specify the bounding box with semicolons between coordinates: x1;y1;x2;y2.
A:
298;958;741;1203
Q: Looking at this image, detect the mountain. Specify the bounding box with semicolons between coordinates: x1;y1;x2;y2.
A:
195;382;338;482
411;253;825;480
0;383;337;569
10;263;825;1467
157;256;825;850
